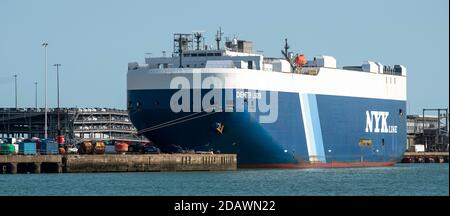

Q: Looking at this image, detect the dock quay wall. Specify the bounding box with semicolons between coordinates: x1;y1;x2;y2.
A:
0;154;237;174
64;154;237;172
401;152;449;163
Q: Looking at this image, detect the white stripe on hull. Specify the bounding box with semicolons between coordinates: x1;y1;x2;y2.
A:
299;93;326;163
127;68;407;101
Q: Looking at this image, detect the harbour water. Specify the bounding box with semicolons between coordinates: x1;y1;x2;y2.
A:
0;164;448;196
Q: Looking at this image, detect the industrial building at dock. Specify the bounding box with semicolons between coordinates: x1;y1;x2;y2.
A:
0;107;147;144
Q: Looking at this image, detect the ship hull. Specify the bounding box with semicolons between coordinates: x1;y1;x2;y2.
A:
128;88;407;168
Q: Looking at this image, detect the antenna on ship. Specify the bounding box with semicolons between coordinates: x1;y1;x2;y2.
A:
215;27;223;50
174;33;193;68
193;31;204;51
202;36;207;50
281;38;290;61
281;38;296;71
176;35;183;68
284;38;289;57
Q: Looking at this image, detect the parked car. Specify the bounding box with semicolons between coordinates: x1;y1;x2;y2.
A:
67;147;78;154
128;144;145;153
143;146;161;154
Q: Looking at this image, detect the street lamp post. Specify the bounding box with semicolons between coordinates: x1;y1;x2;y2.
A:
13;74;17;109
34;82;38;110
42;42;48;139
54;64;61;134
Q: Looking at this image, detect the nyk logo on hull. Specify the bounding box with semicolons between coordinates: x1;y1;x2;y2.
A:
365;111;397;133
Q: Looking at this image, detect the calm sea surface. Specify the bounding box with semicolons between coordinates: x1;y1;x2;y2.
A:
0;164;447;196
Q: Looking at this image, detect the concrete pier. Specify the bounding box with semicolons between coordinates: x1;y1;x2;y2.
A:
0;154;237;174
64;154;237;172
0;155;62;174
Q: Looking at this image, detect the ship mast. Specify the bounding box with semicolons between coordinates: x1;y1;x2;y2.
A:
281;38;296;71
193;31;203;51
173;33;193;68
215;27;223;50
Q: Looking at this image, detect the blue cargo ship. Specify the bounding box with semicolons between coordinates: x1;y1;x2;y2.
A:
127;31;407;168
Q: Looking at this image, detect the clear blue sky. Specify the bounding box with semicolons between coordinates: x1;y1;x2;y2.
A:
0;0;448;115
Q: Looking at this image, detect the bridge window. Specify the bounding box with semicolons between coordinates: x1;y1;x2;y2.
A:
207;53;214;56
214;53;221;56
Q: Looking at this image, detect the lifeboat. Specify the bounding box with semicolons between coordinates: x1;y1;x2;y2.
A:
295;54;307;66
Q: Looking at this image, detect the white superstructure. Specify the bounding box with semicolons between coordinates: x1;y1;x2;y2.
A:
128;32;406;101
